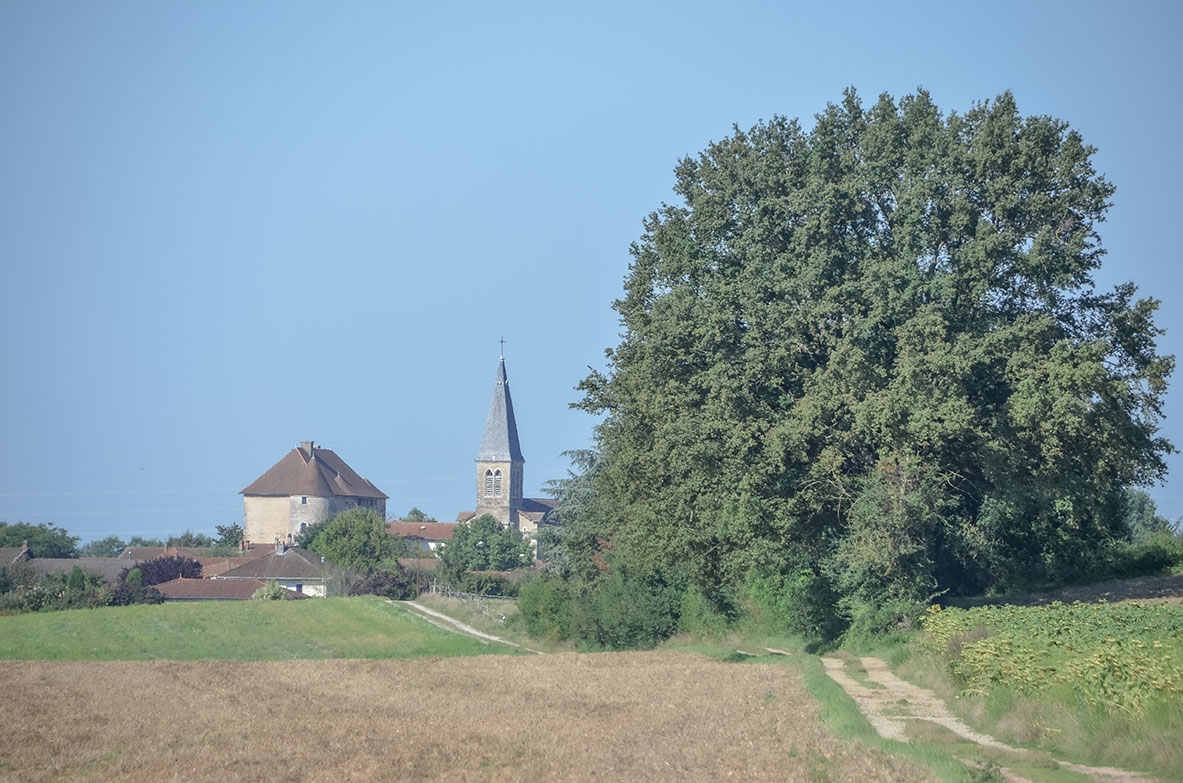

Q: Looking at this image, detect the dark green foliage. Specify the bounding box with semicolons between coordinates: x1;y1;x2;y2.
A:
295;520;328;549
517;562;685;650
547;89;1174;645
127;536;165;548
578;565;683;650
0;521;79;558
303;508;406;573
66;565;86;592
79;535;128;558
125;568;143;586
120;555;201;586
166;530;214;548
214;523;244;549
517;574;575;640
0;566;110;612
348;567;417;600
108;581;164;606
1122;489;1177;544
437;514;533;587
403;507;436;522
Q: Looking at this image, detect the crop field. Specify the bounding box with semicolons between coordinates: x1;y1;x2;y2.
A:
917;601;1183;713
0;653;937;782
910;600;1183;779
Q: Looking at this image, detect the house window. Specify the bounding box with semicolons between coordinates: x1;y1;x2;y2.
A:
301;496;307;505
484;469;494;497
494;469;503;497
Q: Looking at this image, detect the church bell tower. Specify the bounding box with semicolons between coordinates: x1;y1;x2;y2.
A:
475;353;525;528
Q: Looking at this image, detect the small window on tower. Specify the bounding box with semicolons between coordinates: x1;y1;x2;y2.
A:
484;469;494;497
494;470;503;497
301;496;307;505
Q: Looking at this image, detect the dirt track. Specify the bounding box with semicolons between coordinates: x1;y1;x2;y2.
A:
820;656;1158;783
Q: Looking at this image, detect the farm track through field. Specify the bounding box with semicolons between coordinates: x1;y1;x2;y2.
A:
820;655;1160;783
402;599;1164;782
398;600;543;652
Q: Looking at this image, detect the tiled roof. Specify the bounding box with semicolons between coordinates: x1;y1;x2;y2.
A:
217;547;331;580
454;499;555;525
29;558;130;584
478;357;525;463
240;441;387;500
154;577;289;600
387;521;457;541
0;547;30;565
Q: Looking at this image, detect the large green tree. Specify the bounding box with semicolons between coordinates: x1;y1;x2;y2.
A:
0;521;79;558
438;514;533;584
573;89;1173;636
302;507;406;573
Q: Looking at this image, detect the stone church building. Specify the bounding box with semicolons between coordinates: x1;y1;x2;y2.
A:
456;354;555;535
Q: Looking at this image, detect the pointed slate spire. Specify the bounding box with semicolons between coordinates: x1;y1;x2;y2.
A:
479;355;525;462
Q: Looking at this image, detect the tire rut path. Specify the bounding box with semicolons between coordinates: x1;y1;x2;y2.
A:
820;655;1158;783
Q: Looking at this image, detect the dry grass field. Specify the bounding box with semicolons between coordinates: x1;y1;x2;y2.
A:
0;652;936;782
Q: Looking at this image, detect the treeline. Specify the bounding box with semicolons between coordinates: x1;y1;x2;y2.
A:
0;521;245;558
519;89;1183;650
0;507;540;612
0;554;194;613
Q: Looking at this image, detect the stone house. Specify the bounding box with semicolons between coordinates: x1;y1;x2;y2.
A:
240;441;387;546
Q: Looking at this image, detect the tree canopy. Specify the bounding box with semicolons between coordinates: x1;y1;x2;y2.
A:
302;507;406;573
438;514;533;584
562;89;1173;639
79;535;128;558
0;521;79;558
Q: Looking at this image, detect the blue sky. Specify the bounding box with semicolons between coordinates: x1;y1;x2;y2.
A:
2;1;1181;542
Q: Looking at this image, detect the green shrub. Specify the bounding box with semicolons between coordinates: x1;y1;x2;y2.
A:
577;566;682;650
252;580;288;601
517;574;574;640
108;582;163;606
677;583;729;638
742;568;845;644
349;568;416;600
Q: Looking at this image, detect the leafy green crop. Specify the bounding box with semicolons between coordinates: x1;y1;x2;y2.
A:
917;602;1183;714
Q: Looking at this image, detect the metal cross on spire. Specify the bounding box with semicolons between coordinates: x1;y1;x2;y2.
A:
499;335;506;357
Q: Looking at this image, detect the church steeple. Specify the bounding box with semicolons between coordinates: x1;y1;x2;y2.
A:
475;352;525;527
478;355;525;463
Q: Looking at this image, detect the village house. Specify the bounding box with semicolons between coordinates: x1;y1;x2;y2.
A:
212;542;337;597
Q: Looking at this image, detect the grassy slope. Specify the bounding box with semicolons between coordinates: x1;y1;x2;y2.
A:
0;596;519;660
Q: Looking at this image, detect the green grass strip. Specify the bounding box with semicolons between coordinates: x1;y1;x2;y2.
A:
0;597;522;660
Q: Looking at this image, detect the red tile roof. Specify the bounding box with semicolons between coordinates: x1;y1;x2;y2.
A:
155;577;306;600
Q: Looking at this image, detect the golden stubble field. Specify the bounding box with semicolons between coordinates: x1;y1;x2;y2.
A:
0;651;933;782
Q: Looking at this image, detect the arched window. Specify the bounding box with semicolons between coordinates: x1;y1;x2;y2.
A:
494;469;503;497
484;469;494;497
